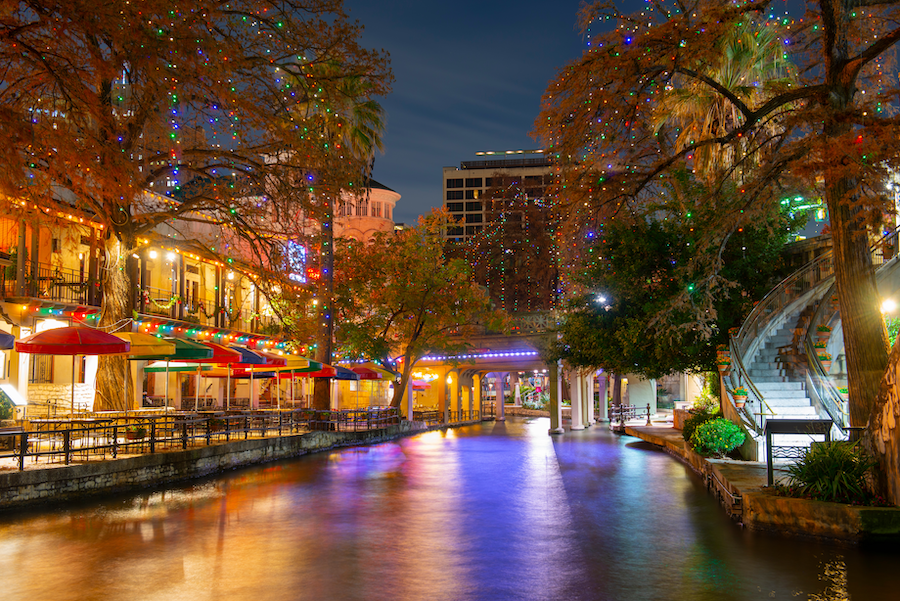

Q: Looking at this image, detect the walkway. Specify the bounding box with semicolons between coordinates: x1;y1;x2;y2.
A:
622;421;900;543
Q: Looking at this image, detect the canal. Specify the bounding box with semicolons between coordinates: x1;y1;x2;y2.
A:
0;417;897;600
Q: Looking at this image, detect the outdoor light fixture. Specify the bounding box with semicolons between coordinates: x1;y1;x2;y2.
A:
882;298;897;314
149;250;158;259
166;252;176;262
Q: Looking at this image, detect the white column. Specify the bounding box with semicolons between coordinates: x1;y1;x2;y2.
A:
214;378;224;409
597;371;608;422
584;372;595;426
552;361;564;433
570;370;584;430
250;377;259;409
405;377;415;421
496;372;506;421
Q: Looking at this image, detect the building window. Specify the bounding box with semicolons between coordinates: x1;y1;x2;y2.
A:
465;214;483;223
447;202;464;212
465;189;481;199
446;178;463;188
357;199;368;216
465;201;482;212
448;226;464;236
373;201;382;217
386;205;392;220
465;177;482;187
446;190;463;200
465;225;483;235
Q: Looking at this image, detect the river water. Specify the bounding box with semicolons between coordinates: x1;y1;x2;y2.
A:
0;417;896;601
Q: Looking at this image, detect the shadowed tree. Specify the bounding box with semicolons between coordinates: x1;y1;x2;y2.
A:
333;211;508;407
0;0;390;409
535;0;900;501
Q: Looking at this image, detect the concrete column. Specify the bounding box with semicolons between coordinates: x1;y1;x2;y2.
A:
214;378;224;409
596;371;609;422
405;377;415;420
449;371;459;422
510;372;521;405
173;373;182;409
131;362;142;410
549;361;563;434
439;368;449;424
250;376;260;409
473;374;482;420
570;369;584;430
584;372;594;426
496;372;506;421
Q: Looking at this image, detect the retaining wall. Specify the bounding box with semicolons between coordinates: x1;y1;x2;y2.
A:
0;421;431;512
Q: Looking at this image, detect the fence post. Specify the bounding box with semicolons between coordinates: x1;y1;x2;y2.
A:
112;426;118;458
150;421;156;453
64;430;71;465
181;422;188;449
646;403;652;426
18;432;26;471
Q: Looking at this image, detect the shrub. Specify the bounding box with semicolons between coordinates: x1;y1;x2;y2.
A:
785;441;876;504
682;405;721;442
690;418;745;457
0;388;14;420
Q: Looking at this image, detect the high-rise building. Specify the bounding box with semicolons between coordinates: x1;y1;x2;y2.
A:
442;151;558;314
442;151;551;243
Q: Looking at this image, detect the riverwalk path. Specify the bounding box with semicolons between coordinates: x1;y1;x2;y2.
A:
623;419;900;543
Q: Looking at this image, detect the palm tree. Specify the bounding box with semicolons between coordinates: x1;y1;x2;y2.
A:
294;64;386;410
650;20;794;181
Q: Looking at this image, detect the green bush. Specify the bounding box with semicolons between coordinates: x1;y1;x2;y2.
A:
682;406;721;442
785;441;876;504
689;418;745;457
0;389;14;420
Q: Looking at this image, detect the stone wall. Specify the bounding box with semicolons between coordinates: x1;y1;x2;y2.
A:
0;421;430;512
27;383;95;414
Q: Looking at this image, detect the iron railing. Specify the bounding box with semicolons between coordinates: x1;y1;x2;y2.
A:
0;407;401;471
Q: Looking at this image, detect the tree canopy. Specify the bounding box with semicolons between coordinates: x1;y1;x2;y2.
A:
332;212;508;407
0;0;391;409
535;0;900;501
554;173;802;379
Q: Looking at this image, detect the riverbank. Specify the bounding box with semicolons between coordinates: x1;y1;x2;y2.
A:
0;419;477;512
625;422;900;544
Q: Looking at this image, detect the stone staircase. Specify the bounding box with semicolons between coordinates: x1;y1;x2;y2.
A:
745;309;830;451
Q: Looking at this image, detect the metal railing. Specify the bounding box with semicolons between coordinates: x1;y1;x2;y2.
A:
730;227;900;436
0;407;401;471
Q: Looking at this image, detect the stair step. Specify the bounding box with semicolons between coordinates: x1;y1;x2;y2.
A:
755;381;805;391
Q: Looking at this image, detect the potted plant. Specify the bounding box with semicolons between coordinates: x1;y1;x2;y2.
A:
816;325;832;342
716;357;731;373
730;386;749;408
125;425;147;440
814;340;827;349
838;386;849;400
818;352;832;371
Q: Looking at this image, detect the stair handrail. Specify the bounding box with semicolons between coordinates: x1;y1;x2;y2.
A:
734;244;836;361
726;337;775;436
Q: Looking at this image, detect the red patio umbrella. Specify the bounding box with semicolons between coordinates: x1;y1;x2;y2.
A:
15;326;130;413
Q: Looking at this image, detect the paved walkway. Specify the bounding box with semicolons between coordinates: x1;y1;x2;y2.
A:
623;419;791;494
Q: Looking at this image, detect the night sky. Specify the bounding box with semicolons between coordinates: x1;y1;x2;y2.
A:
345;0;590;224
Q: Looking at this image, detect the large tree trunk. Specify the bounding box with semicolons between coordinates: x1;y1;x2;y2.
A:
94;232;136;411
865;339;900;505
821;1;889;430
826;180;889;428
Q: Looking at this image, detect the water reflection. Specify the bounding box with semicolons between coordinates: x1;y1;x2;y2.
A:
0;418;897;600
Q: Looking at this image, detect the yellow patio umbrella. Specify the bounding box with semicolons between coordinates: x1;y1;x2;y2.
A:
115;332;176;413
